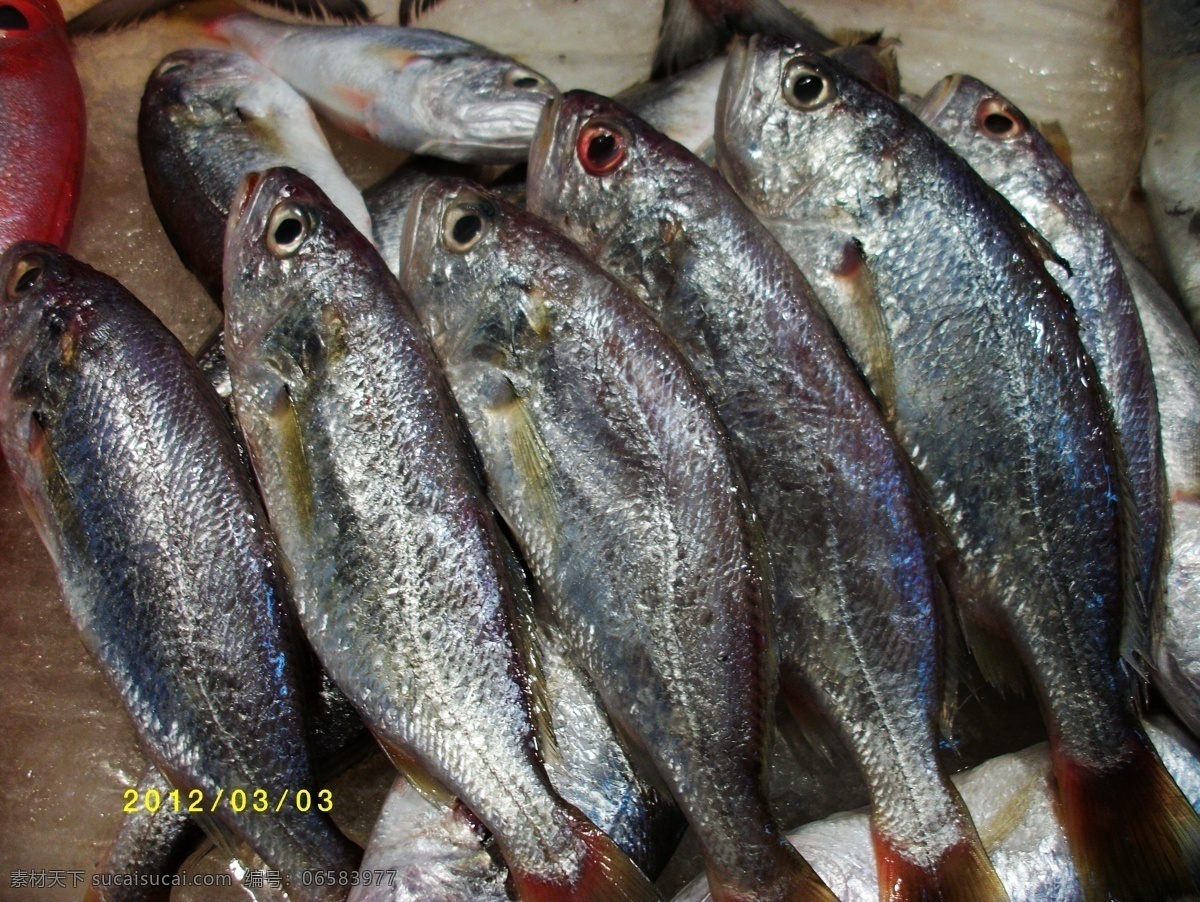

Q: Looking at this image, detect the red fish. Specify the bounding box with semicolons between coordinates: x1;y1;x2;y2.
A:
0;0;85;250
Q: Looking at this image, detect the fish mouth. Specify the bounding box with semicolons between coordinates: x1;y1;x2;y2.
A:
915;74;962;126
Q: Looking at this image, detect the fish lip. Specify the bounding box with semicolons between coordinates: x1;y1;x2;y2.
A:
915;74;963;126
525;92;564;214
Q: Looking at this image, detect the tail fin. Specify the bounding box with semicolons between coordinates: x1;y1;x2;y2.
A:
874;830;1009;902
651;0;835;79
1052;735;1200;901
508;807;662;902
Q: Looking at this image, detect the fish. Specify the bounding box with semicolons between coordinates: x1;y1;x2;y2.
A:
0;242;361;897
350;619;685;901
400;175;827;902
1140;0;1200;335
915;73;1167;674
208;15;558;164
139;48;372;305
67;0;368;36
223;165;661;902
675;715;1200;902
1115;244;1200;742
0;0;85;252
714;35;1200;901
528;90;1006;902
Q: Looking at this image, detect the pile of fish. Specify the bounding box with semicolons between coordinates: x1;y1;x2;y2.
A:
3;0;1200;900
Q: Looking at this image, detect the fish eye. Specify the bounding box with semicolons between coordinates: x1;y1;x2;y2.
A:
266;202;314;258
0;5;30;28
153;57;187;78
7;254;44;302
576;121;626;176
505;68;544;90
443;202;490;253
976;97;1025;140
783;59;834;111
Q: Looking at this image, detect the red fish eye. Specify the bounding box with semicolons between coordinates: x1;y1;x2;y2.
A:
976;98;1025;140
577;123;626;176
0;0;52;32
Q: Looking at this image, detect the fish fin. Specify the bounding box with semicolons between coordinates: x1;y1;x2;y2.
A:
489;391;559;533
67;0;176;33
374;735;459;810
1016;215;1072;280
777;676;847;766
397;0;443;25
1051;734;1200;902
504;534;560;768
1037;120;1073;171
269;384;315;535
652;0;833;79
873;830;1009;902
826;236;896;420
956;609;1029;697
508;806;662;902
246;0;370;24
933;568;966;741
828;40;902;98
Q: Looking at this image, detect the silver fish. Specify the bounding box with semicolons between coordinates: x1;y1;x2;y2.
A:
209;15;558;164
916;73;1166;672
0;242;359;898
528;90;1006;902
223;166;660;902
1141;0;1200;335
400;176;824;902
139;48;371;305
714;35;1200;901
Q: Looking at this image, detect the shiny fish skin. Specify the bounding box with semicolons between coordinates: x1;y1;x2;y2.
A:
917;73;1166;669
0;243;359;898
715;35;1200;901
528;91;1004;902
209;15;558;164
139;48;371;304
1115;244;1200;741
1140;0;1200;334
400;177;821;902
223;167;659;902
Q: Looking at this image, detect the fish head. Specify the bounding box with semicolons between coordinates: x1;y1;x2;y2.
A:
0;242;100;455
0;0;67;43
715;34;905;227
223;166;371;419
528;89;709;304
399;176;564;407
916;74;1041;180
410;50;558;163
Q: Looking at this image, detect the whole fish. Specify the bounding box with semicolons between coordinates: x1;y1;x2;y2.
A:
714;35;1200;901
0;242;360;898
401;176;827;902
223;166;660;902
916;73;1166;670
1115;245;1200;741
1140;0;1200;335
0;0;85;251
528;91;1006;902
350;620;685;902
139;48;371;304
208;15;558;164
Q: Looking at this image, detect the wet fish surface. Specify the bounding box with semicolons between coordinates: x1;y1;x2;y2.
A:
223;166;660;902
916;73;1166;671
209;15;558;163
401;176;825;902
528;90;1005;902
0;242;360;898
714;35;1200;901
1141;0;1200;335
139;48;370;304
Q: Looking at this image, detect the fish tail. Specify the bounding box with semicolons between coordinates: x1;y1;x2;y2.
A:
1052;734;1200;901
873;829;1009;902
508;807;662;902
651;0;834;80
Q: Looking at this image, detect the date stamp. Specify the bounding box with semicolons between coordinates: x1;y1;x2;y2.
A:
123;786;333;815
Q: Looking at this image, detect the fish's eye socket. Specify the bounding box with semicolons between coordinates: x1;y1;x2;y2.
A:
443;203;489;253
977;98;1025;140
576;122;626;177
505;68;545;90
783;59;834;111
266;202;313;258
7;254;44;302
0;5;30;29
154;57;187;78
